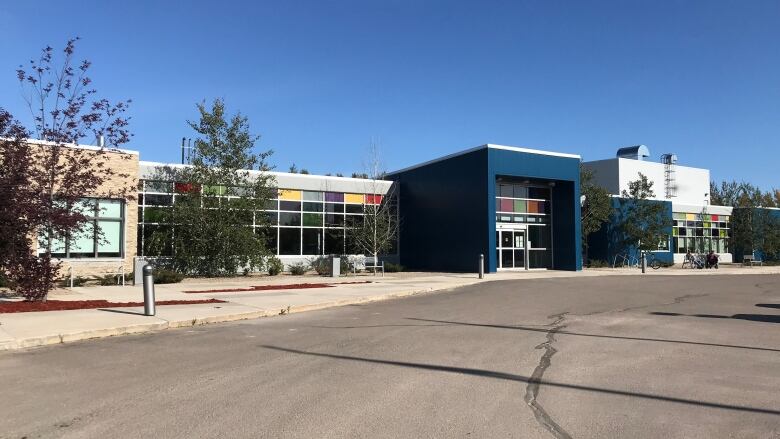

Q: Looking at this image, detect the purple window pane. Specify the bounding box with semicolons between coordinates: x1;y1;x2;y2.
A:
325;192;344;202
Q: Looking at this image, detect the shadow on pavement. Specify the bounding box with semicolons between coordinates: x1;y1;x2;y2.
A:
260;345;780;416
97;308;146;316
404;318;780;353
755;303;780;309
650;312;780;324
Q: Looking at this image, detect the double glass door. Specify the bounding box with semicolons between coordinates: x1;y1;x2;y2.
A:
497;229;526;269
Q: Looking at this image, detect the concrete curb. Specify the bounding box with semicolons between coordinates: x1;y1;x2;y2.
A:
0;284;467;352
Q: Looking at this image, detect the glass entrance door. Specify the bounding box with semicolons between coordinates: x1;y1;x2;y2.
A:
497;229;526;269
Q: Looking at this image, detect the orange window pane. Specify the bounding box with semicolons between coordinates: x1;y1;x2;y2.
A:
279;189;302;201
345;193;363;204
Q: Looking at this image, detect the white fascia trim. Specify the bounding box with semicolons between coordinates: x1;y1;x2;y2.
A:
485;144;581;159
388;144;580;175
138;161;393;184
10;137;140;155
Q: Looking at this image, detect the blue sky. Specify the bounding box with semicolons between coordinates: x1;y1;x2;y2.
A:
1;1;778;188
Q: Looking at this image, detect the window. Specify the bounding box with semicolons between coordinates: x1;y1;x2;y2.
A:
41;198;125;259
672;212;730;254
279;228;301;255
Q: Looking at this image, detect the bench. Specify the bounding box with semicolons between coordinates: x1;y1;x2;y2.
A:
743;255;763;267
350;255;385;276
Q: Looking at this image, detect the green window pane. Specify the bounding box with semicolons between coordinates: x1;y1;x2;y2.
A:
74;199;96;216
513;200;526;213
203;185;226;195
703;222;711;228
98;199;122;218
144;207;168;223
97;221;121;255
70;222;95;256
303;213;323;227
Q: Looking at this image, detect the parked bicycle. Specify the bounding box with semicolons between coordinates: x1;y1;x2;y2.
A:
643;252;662;270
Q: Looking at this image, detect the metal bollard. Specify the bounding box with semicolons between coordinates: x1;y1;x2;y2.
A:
641;252;646;274
142;264;156;316
479;254;484;279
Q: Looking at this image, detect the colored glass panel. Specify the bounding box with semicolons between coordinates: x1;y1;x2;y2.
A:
499;199;513;212
686;213;696;221
325;192;344;202
365;194;383;205
513;200;526;213
527;201;539;214
345;193;363;204
279;189;302;201
302;191;323;201
175;182;199;193
203;185;226;195
711;215;719;221
302;213;323;227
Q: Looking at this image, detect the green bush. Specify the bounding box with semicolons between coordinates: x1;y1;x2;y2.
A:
309;256;330;276
384;262;404;272
267;256;284;276
0;272;10;288
153;269;184;284
288;262;307;276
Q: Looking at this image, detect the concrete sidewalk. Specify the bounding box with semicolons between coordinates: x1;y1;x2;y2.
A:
2;266;779;351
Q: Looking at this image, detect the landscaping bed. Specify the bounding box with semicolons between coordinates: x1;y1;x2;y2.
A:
0;299;225;314
183;281;371;294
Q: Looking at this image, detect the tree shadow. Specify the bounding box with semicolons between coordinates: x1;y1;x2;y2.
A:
650;312;780;324
260;345;780;416
405;318;780;353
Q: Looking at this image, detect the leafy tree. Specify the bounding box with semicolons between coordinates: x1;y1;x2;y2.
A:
580;165;612;262
710;180;780;261
147;99;274;276
0;39;132;301
288;163;298;173
348;143;398;272
615;173;672;255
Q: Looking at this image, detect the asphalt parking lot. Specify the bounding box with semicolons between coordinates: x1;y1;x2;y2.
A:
1;273;778;438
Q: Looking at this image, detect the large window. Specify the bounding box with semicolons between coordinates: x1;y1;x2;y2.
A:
672;212;730;254
137;181;396;257
42;198;125;259
495;180;553;269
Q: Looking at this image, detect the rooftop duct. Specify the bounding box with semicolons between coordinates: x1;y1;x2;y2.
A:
616;145;650;161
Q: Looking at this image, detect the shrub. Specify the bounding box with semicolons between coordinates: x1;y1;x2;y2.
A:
586;259;608;268
0;272;10;288
94;274;123;286
309;256;329;276
153;269;184;284
288;262;307;276
59;276;88;288
384;262;404;272
267;256;284;276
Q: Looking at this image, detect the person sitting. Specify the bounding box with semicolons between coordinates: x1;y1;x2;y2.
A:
705;250;719;269
684;250;696;269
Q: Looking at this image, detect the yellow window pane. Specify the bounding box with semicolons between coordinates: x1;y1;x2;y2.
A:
279;189;302;201
345;193;363;204
686;213;696;221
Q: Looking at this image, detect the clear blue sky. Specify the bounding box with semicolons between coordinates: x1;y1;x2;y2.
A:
1;1;778;188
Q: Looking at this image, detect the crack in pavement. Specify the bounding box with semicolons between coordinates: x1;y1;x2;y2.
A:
524;312;573;439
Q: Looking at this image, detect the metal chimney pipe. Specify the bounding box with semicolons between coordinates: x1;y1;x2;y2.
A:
97;135;105;148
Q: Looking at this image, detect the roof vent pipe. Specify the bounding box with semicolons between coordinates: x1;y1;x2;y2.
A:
97;135;105;148
616;145;650;161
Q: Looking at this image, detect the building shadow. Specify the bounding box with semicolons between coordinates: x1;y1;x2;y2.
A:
260;345;780;416
404;318;780;353
650;312;780;324
755;304;780;309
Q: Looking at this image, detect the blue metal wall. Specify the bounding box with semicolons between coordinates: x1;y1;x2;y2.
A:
388;146;582;272
388;149;489;272
586;197;674;266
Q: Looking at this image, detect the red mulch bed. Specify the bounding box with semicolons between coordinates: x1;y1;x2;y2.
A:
0;299;225;314
183;281;372;294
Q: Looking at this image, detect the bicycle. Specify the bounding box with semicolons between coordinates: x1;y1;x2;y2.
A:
642;252;662;270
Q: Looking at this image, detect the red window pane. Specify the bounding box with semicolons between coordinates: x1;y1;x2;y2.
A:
711;215;719;221
175;182;199;193
500;199;513;212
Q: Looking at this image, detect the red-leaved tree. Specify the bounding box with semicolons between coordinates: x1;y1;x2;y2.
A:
0;38;133;301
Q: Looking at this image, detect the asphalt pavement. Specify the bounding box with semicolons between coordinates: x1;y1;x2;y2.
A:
1;274;778;438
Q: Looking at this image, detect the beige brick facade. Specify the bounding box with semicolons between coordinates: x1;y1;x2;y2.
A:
26;142;140;280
